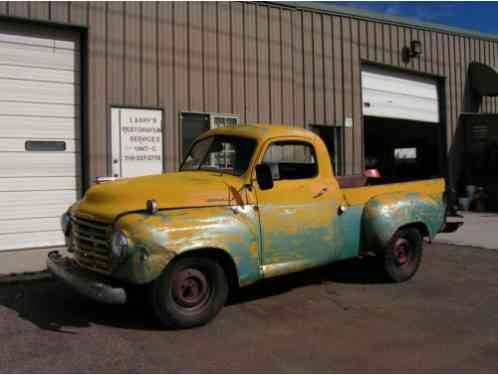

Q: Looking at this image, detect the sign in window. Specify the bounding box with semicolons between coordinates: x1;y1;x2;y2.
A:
394;147;417;164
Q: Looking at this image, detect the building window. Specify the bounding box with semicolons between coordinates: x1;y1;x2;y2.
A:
181;113;210;161
211;114;239;129
394;147;418;164
181;112;240;161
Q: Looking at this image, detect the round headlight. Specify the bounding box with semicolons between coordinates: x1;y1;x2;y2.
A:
111;231;129;258
61;212;71;235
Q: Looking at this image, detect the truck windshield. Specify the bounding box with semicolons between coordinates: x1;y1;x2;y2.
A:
180;136;257;176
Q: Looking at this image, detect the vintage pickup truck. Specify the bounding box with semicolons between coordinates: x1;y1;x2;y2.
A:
48;124;459;328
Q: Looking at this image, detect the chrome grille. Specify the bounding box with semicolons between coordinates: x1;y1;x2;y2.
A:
71;216;112;274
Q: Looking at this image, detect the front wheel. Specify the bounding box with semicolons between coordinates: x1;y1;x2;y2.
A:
383;227;423;282
150;256;229;329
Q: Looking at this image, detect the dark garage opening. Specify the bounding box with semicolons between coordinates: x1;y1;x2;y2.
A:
364;116;444;183
459;114;498;210
309;125;344;176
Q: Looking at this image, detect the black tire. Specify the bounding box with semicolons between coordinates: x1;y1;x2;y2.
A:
383;227;423;283
150;256;229;329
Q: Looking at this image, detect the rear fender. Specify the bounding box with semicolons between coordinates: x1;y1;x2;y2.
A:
362;191;446;250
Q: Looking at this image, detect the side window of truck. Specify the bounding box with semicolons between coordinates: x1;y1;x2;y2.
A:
263;141;318;180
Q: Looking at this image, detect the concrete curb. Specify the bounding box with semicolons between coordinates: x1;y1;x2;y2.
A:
0;247;68;281
0;271;53;285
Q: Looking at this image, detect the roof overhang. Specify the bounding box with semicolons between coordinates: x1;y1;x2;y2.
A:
469;62;498;97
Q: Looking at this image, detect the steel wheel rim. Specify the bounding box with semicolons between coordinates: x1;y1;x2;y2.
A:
394;238;412;267
172;267;211;309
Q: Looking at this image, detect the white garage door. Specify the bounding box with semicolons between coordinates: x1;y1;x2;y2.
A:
0;24;80;251
362;65;440;123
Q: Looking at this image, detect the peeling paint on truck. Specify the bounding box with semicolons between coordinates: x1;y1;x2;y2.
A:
63;124;447;289
113;206;261;286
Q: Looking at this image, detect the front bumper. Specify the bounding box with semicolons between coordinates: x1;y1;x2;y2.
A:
47;251;126;304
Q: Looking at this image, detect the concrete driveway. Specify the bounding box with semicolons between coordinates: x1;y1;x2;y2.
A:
0;242;497;373
436;212;498;250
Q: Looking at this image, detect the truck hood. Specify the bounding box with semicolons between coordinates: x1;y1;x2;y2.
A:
75;171;241;223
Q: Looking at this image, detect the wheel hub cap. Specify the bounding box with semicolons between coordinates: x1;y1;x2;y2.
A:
394;238;411;266
173;268;209;308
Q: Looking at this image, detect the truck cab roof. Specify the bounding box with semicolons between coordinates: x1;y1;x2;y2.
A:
199;123;319;143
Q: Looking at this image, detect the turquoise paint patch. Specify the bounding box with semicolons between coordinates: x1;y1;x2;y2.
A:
335;205;364;260
363;192;445;250
114;206;262;286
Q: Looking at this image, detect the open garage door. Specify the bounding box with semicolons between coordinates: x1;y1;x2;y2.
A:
362;66;444;183
362;65;440;123
0;24;81;251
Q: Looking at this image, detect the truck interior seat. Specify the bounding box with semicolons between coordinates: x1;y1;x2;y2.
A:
337;175;368;189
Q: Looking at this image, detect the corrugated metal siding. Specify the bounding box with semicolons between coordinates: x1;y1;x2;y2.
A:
0;1;497;179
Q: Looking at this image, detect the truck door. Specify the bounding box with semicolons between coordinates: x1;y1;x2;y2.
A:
253;139;340;278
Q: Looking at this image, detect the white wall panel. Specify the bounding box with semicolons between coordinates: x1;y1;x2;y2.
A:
0;231;65;252
0;153;79;177
0;42;79;71
0;29;78;50
0;78;79;105
0;190;77;220
0;116;79;139
0;177;80;192
0;217;61;235
0;27;80;251
362;66;440;123
0;103;78;118
0;138;77;152
0;65;79;83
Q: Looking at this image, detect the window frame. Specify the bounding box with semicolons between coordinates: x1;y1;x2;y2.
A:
394;147;418;165
258;138;319;182
180;111;240;166
180;135;258;177
179;112;211;162
210;113;240;129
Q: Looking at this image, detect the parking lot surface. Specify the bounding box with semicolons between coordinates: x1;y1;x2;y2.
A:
1;242;497;373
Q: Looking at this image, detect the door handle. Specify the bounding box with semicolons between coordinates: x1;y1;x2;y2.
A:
313;187;328;198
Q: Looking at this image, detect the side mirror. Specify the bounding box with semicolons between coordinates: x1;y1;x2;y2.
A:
255;163;274;190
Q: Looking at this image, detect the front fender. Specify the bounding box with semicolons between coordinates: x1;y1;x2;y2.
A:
362;191;445;250
112;206;261;285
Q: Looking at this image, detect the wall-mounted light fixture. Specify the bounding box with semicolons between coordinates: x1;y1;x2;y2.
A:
402;40;423;63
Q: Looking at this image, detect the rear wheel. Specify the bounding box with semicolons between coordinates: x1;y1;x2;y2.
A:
383;227;423;282
150;256;228;329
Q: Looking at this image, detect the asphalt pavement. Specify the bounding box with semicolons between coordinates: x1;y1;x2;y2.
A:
0;242;497;373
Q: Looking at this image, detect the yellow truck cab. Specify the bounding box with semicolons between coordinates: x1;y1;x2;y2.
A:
48;124;458;328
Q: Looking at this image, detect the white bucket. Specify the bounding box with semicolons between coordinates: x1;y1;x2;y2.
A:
466;185;477;197
458;197;471;211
